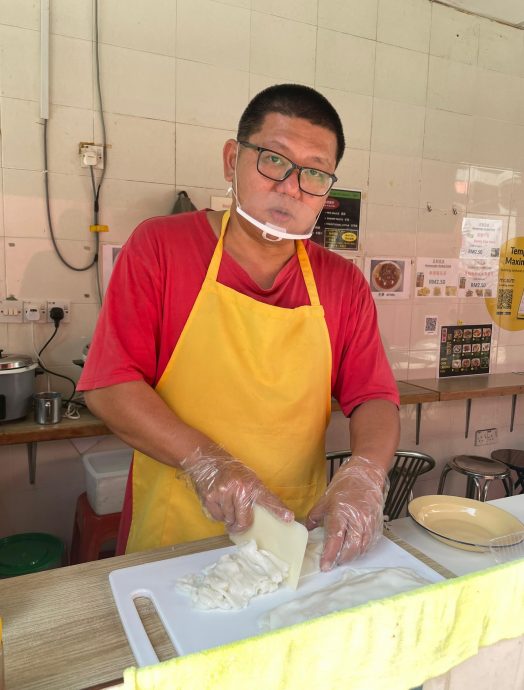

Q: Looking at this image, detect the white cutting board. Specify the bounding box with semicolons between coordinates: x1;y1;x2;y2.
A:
109;536;443;667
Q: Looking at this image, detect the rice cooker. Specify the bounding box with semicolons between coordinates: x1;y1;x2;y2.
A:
0;350;38;422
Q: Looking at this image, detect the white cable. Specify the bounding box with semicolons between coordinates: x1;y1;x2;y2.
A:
30;323;40;362
63;402;80;420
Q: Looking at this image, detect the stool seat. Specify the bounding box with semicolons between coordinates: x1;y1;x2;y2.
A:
452;454;509;477
438;454;513;502
70;492;121;565
491;449;524;494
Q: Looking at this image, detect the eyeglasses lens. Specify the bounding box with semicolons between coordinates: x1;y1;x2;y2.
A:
257;149;332;196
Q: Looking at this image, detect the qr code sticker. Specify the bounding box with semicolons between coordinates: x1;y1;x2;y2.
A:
425;316;437;334
496;288;513;311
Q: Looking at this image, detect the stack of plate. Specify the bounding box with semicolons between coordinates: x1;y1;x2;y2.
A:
408;495;524;552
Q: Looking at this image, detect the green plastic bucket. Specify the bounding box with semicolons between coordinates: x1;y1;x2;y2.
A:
0;533;65;578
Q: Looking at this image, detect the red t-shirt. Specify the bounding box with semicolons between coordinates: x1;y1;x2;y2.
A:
79;210;398;415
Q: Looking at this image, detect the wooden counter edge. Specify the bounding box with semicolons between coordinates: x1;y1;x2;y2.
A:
438;384;524;400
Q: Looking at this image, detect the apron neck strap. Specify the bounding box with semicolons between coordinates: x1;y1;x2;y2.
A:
296;240;320;306
206;209;321;306
205;210;229;281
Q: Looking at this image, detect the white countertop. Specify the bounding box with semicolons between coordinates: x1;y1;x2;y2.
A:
387;494;524;576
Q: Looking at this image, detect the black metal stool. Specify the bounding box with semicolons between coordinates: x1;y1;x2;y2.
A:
491;449;524;494
437;455;513;501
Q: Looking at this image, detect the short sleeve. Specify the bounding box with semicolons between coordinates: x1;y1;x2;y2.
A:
332;271;399;416
78;222;164;390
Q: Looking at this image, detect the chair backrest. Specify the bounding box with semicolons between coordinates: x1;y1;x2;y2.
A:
325;450;436;521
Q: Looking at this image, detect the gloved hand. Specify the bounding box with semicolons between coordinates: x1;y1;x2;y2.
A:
179;447;294;533
306;455;389;571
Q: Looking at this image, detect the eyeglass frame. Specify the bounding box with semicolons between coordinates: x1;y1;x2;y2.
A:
237;140;338;197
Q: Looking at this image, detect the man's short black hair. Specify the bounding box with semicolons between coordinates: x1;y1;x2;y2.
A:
237;84;345;167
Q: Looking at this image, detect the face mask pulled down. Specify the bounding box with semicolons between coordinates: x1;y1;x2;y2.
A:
229;154;323;242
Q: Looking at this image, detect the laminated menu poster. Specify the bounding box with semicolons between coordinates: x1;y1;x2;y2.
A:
311;189;361;251
438;324;492;378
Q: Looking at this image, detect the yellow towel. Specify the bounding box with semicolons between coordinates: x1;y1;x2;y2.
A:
123;559;524;690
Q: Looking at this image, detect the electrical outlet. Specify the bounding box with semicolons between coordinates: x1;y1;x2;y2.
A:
47;300;70;323
23;301;46;323
475;428;498;446
0;299;23;323
78;142;104;169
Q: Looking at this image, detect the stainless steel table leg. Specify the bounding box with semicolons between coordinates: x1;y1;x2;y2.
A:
416;403;421;446
465;398;471;438
510;394;517;432
27;442;37;484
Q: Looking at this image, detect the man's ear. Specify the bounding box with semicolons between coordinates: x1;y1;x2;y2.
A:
223;139;237;183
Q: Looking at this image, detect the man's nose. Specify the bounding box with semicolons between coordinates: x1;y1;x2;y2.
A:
274;168;301;198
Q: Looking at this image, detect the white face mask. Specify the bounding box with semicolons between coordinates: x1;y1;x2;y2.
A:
229;149;323;242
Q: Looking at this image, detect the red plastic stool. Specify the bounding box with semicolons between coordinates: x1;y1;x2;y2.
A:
70;492;121;564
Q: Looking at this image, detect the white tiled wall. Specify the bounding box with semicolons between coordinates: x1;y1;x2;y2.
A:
0;0;523;545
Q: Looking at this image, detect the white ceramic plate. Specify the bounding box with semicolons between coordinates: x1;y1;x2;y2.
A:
408;495;524;552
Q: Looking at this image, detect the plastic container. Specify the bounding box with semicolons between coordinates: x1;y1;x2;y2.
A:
82;448;133;515
0;533;65;578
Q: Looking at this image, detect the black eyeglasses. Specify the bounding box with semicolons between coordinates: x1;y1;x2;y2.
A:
237;140;337;197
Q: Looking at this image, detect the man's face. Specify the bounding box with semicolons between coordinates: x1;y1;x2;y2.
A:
224;113;339;236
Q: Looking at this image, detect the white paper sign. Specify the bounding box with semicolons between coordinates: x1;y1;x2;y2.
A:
458;258;498;298
460;218;502;259
415;258;459;297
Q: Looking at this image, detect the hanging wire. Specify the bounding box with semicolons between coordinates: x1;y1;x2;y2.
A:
32;323;77;403
94;0;107;214
37;0;109;401
93;0;107;303
43;118;99;272
42;0;107;306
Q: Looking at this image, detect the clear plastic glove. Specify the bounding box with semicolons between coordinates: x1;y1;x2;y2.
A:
179;447;294;533
306;455;389;571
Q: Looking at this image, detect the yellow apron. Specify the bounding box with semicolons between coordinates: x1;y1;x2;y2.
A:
126;211;332;552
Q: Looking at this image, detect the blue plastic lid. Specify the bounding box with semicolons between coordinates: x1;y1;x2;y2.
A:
0;532;64;577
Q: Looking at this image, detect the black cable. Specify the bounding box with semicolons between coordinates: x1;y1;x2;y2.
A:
93;0;106;305
90;167;104;304
43;119;99;272
37;322;77;404
94;0;107;204
42;0;106;304
37;361;76;405
38;324;59;357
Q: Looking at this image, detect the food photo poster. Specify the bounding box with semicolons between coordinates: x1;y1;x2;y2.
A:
364;257;411;300
438;324;493;377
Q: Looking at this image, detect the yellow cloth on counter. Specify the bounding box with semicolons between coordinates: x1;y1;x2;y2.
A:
123;559;524;690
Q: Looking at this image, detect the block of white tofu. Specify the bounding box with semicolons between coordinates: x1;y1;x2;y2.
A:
230;505;309;590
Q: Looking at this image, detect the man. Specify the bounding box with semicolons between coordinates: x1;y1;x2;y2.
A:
79;84;400;571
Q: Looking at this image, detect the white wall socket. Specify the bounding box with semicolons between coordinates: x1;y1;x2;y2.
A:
47;300;71;323
474;428;498;446
0;299;71;323
23;301;46;323
0;299;23;323
79;142;104;169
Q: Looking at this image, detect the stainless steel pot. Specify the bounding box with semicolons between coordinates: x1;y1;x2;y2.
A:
0;351;38;422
